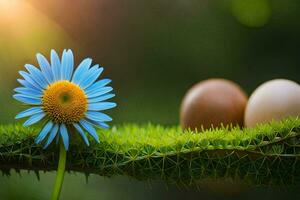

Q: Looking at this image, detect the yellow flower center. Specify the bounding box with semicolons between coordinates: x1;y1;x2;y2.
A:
42;80;87;124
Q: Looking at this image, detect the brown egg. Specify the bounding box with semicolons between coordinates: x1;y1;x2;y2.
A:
180;79;248;131
245;79;300;127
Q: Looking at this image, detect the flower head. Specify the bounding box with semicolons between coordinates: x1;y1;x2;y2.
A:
13;49;116;150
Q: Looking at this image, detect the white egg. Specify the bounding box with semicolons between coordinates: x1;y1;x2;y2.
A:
245;79;300;127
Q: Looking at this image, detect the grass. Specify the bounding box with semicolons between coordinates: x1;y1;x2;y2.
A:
0;118;300;188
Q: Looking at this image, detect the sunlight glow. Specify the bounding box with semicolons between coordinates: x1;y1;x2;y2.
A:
0;0;73;90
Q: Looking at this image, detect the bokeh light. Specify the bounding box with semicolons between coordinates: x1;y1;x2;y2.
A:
231;0;271;28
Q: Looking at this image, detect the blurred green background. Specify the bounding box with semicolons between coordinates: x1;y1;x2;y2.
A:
0;0;300;199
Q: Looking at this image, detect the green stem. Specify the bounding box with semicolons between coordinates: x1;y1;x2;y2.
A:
51;142;67;200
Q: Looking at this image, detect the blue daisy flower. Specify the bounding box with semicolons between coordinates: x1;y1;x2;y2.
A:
13;49;116;150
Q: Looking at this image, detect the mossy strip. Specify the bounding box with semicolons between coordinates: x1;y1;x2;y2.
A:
0;118;300;187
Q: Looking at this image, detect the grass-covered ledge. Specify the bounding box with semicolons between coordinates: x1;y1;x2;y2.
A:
0;118;300;187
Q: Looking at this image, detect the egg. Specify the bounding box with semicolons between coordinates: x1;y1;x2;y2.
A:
245;79;300;127
180;79;248;131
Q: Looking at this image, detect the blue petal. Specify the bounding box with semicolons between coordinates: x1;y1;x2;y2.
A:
51;49;61;81
88;102;117;111
14;87;42;97
98;122;109;129
36;53;54;83
76;65;98;86
85;79;111;94
43;124;59;149
79;66;103;89
13;93;40;100
13;94;42;105
71;58;92;84
35;121;53;144
60;49;67;78
19;71;43;91
85;111;112;122
73;123;90;146
25;64;48;88
88;94;115;103
17;79;42;92
89;120;110;129
87;87;113;99
79;119;100;143
60;124;69;150
61;49;74;81
15;107;43;119
23;112;45;126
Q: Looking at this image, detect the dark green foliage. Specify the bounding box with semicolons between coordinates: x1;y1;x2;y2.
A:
0;118;300;187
